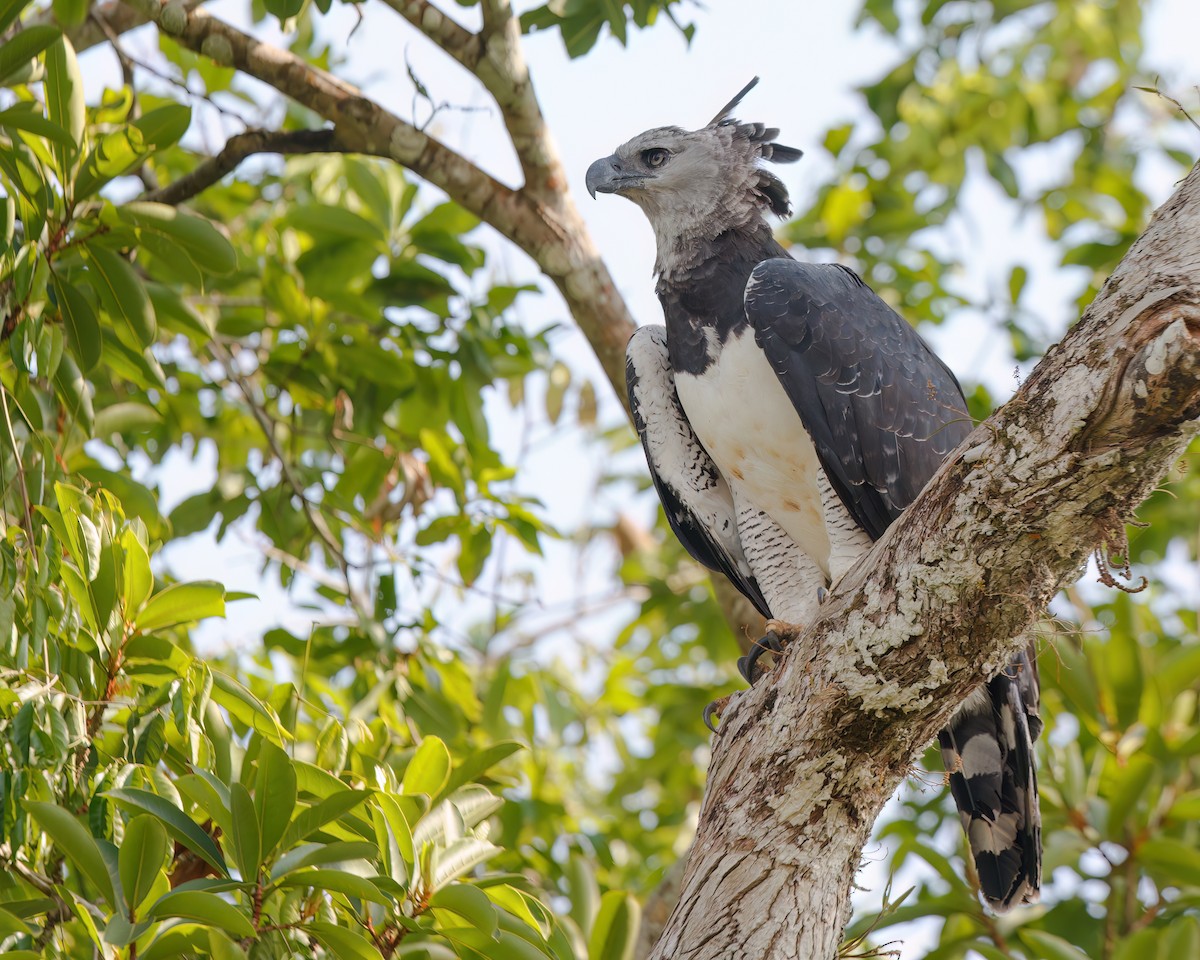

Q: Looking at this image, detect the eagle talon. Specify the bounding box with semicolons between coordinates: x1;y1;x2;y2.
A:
702;694;732;732
817;586;828;603
734;624;792;686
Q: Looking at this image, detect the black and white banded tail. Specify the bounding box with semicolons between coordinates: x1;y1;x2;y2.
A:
939;645;1042;911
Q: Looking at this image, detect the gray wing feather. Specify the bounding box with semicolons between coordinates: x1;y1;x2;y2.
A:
626;325;771;618
744;259;972;540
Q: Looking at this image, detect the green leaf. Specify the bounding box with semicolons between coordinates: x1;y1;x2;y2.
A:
1106;751;1155;836
94;401;162;436
1017;930;1092;960
402;735;451;797
73;127;148;199
255;741;297;859
0;25;59;87
441;927;546;960
210;671;286;739
1106;606;1144;729
0;105;73;145
51;272;100;372
430;834;500;891
43;34;84;177
306;922;384;960
1139;838;1200;887
51;0;88;28
272;840;378;877
588;890;639;960
139;930;205;960
0;0;36;34
133;103;192;150
105;787;228;875
277;788;372;852
274;869;388;904
147;890;255;938
83;244;157;347
377;793;415;872
566;855;600;937
444;741;523;795
53;351;94;431
119;815;170;913
25;801;115;905
288;203;384;243
116;202;235;275
137;580;225;631
264;0;305;22
430;883;498;938
0;906;33;936
175;772;234;842
230;782;262;880
1008;265;1028;305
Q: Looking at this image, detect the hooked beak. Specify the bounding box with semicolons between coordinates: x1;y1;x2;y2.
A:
586;155;644;198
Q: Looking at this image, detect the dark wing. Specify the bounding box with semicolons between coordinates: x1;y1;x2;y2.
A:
939;646;1042;912
744;259;972;541
626;325;772;619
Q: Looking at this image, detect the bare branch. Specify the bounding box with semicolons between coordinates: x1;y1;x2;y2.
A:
146;7;532;235
381;0;564;199
380;0;484;72
142;127;340;204
649;160;1200;959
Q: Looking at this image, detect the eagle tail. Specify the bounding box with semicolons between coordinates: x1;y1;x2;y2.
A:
938;648;1042;912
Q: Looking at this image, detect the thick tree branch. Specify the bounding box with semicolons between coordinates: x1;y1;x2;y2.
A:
122;0;635;403
649;162;1200;960
19;0;206;53
476;0;564;199
142;127;339;204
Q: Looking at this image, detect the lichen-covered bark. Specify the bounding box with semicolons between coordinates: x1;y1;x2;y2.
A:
648;161;1200;960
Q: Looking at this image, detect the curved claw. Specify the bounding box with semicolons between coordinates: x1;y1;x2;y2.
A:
817;586;828;604
702;700;721;732
738;630;785;684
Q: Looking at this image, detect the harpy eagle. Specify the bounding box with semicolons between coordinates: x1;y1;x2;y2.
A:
586;79;1042;912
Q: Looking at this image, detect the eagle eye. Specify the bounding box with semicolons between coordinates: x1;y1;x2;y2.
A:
642;148;670;169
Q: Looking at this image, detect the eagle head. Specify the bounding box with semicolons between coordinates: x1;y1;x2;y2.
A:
586;78;802;247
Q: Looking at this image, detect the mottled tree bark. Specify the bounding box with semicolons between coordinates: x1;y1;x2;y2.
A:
648;161;1200;959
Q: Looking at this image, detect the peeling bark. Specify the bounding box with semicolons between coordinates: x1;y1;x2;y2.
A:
648;162;1200;960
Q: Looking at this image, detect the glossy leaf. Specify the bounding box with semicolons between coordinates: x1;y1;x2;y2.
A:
588;891;640;960
118;815;170;913
105;788;228;874
137;580;225;631
51;272;100;372
42;34;84;176
83;245;157;347
147;890;255;938
25;802;115;906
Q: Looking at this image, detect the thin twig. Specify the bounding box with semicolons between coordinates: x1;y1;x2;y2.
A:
209;338;350;574
142;128;340;205
1135;78;1200;135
